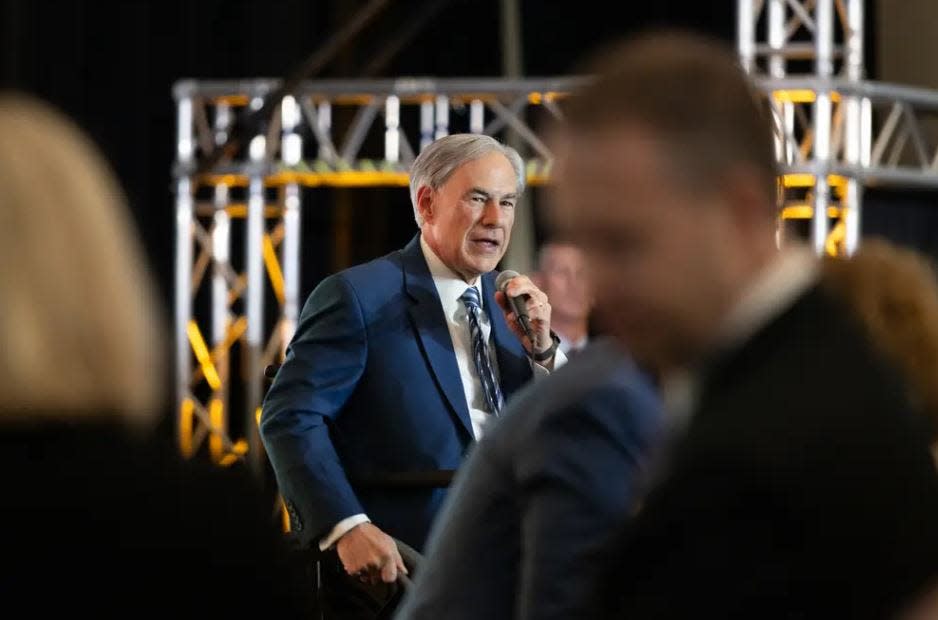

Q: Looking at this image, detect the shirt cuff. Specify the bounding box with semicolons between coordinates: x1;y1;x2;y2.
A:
530;348;567;376
319;513;371;551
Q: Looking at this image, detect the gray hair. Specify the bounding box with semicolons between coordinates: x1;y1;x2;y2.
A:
409;134;526;227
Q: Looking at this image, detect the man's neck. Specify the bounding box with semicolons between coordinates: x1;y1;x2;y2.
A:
712;244;818;357
420;233;480;286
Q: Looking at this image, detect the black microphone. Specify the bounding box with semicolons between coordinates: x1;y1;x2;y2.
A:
495;270;535;343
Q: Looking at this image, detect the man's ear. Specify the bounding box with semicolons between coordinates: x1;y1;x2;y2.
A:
722;164;776;233
416;186;434;224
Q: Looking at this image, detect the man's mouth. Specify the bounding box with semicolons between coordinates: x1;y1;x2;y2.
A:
470;237;501;251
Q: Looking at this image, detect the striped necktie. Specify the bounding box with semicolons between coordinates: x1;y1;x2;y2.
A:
460;286;504;415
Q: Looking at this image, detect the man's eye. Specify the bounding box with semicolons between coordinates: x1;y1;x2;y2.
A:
501;201;516;208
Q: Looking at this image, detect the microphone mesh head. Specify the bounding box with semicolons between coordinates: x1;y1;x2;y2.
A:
495;270;519;292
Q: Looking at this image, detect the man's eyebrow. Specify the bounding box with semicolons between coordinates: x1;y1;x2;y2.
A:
466;187;492;199
465;187;519;201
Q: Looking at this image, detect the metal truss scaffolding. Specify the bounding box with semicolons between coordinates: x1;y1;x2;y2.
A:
173;78;580;470
176;5;938;467
740;0;938;255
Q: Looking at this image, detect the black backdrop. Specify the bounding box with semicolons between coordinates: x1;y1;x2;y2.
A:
1;0;741;307
6;0;935;325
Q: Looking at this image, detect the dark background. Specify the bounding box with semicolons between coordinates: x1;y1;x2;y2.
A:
1;0;934;318
6;0;938;463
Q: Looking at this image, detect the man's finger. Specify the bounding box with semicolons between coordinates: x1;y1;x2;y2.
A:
504;274;531;297
380;559;399;583
505;275;544;299
525;297;547;315
494;290;510;313
393;549;409;575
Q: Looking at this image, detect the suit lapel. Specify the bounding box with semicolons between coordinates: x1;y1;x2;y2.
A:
402;236;474;438
482;272;533;399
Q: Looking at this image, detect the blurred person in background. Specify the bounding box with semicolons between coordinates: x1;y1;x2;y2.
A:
822;238;938;463
0;94;313;617
533;241;594;357
551;32;938;618
820;239;938;619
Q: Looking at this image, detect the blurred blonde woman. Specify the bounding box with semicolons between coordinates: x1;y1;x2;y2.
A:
822;237;938;462
0;95;313;617
0;94;162;422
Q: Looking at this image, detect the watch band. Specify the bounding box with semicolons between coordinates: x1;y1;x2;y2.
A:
532;330;561;362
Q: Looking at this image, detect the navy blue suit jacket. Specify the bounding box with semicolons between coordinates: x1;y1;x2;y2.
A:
397;339;662;620
260;235;533;550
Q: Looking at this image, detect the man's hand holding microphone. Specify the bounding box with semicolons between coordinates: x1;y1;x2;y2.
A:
494;270;558;368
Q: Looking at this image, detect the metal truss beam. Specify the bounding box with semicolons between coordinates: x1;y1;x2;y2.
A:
173;79;573;467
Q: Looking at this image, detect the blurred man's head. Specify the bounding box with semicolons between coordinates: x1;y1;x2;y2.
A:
534;242;593;331
549;32;779;373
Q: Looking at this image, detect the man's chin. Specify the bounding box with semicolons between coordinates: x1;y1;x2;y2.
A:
465;257;502;276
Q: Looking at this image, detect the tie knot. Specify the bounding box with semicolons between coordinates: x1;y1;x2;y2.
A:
460;286;482;311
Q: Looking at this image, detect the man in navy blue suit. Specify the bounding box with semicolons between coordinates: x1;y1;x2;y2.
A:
260;134;564;614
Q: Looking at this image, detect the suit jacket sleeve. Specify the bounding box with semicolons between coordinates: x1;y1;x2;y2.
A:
260;274;368;547
513;380;660;620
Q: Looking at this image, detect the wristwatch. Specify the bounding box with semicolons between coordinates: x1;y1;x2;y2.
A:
532;330;561;362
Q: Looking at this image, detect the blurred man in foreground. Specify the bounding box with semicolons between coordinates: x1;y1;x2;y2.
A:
550;32;938;617
396;336;661;620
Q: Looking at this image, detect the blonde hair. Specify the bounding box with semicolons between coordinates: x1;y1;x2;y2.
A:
0;94;163;424
822;238;938;440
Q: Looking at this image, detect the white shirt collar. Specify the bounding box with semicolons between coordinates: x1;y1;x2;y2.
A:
420;234;483;306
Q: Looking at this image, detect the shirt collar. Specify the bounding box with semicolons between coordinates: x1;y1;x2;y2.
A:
420;234;483;307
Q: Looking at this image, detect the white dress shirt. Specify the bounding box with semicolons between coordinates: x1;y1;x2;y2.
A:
319;235;563;550
423;237;505;440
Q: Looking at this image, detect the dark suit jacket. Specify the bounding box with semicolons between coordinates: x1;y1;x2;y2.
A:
260;235;533;550
396;339;662;620
601;285;938;618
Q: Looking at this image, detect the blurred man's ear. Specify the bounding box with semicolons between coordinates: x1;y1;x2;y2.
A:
721;164;778;236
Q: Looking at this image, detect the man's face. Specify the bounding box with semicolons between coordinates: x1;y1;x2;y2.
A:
536;244;593;323
419;151;518;281
551;126;743;372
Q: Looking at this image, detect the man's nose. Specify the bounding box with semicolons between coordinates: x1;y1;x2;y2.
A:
480;199;504;226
